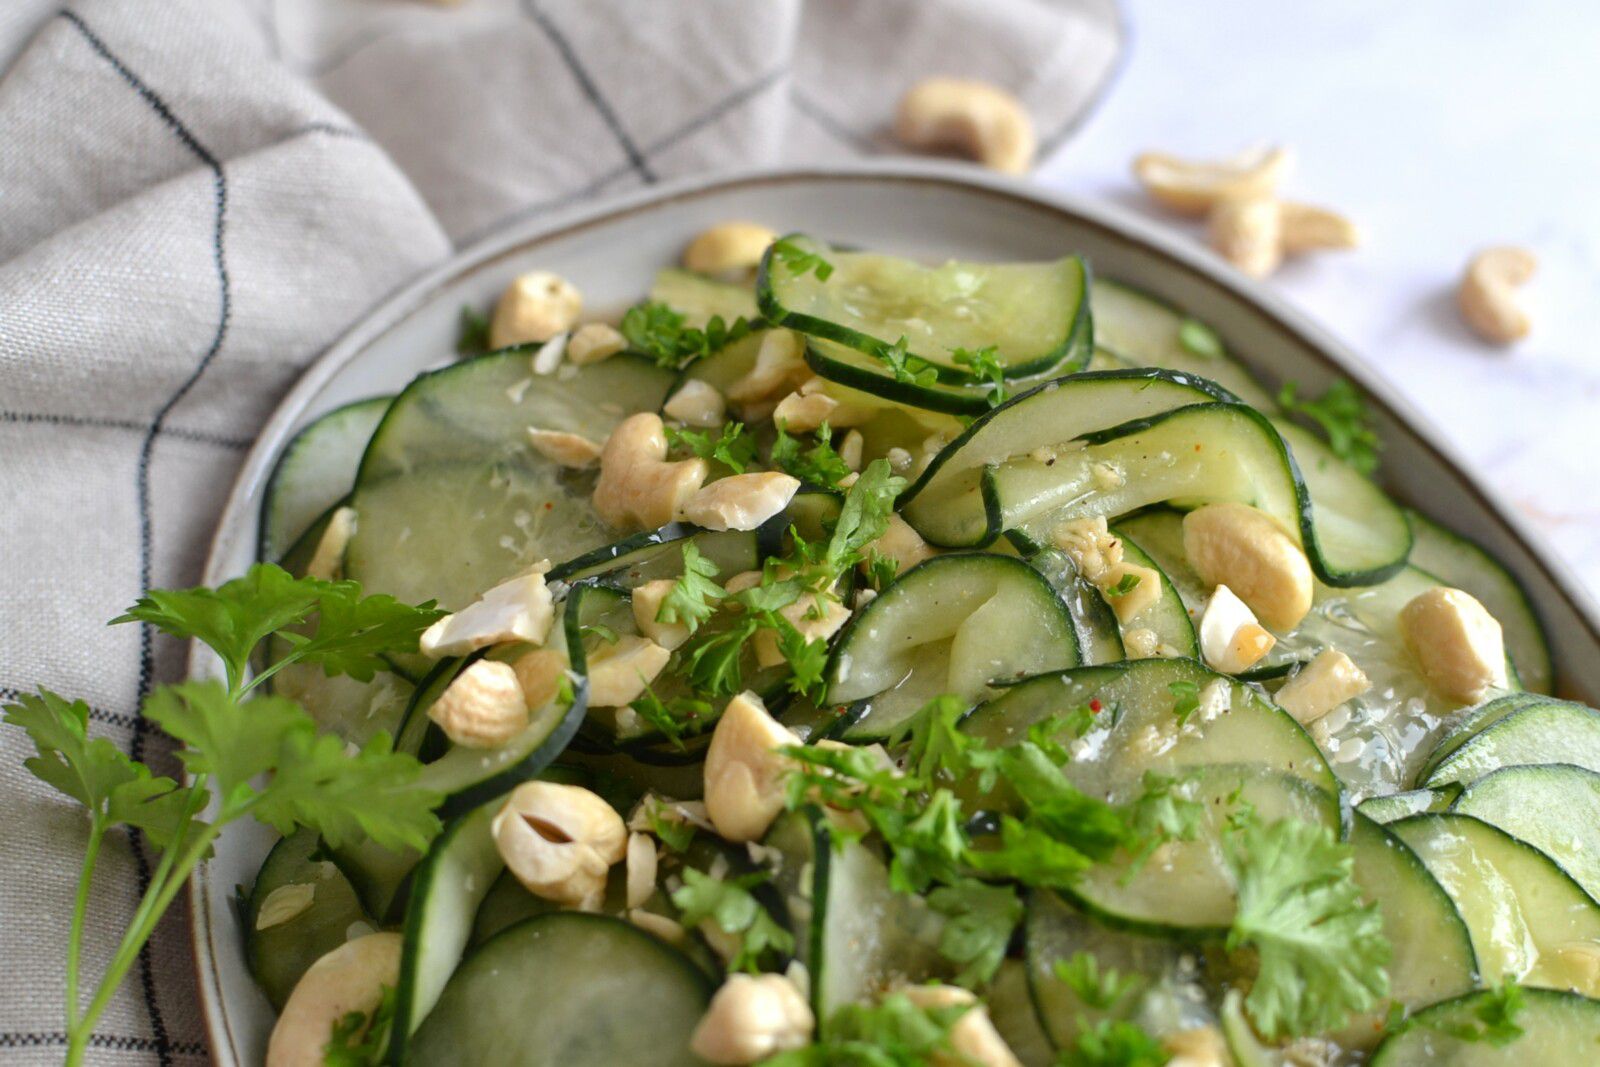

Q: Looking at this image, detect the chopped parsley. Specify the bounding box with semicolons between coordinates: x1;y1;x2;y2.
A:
1278;378;1382;475
456;304;492;357
670;868;793;973
952;344;1008;407
771;421;853;487
1177;318;1223;359
629;687;711;749
880;336;940;387
1168;680;1200;727
1104;572;1143;597
1057;1019;1171;1067
620;301;751;370
656;542;726;635
666;421;759;472
1055;951;1144;1012
770;237;834;282
1426;980;1526;1047
765;992;969;1067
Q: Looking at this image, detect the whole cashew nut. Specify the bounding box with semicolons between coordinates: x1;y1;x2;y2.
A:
1208;195;1284;279
894;78;1036;175
1458;246;1536;345
489;271;583;349
1133;145;1293;217
266;932;403;1067
491;780;627;909
1280;202;1361;253
592;413;709;530
428;659;529;749
683;222;778;277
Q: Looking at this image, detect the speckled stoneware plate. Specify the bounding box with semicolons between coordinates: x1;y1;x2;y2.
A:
191;162;1600;1064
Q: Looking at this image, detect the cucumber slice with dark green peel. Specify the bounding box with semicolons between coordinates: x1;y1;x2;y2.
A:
1416;693;1546;783
1372;986;1600;1065
648;267;759;327
1357;786;1459;824
245;829;371;1010
325;836;422;927
758;234;1091;382
802;337;1074;417
899;370;1231;546
673;326;771;397
1109;527;1198;659
1347;813;1476;1024
549;524;761;587
1452;764;1600;902
988;958;1055;1067
1406;508;1552;694
259;396;390;562
1023;547;1126;666
1389;813;1600;990
824;553;1080;741
1023;888;1198;1049
469;869;559;949
1421;699;1600;789
404;913;712;1067
391;799;505;1057
1090;279;1275;409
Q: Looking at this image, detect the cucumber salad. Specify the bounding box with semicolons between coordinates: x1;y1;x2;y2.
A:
247;231;1600;1066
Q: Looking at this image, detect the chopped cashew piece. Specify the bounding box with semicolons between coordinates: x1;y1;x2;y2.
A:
754;594;852;668
1274;648;1370;724
630;908;688;944
586;634;672;708
1124;627;1160;659
491;780;626;910
727;330;805;406
303;505;356;582
1182;502;1313;631
255;883;315;930
420;564;555;657
1132;145;1293;217
772;390;839;433
625;832;658;909
526;427;602;468
868;514;936;577
488;270;582;349
593;413;709;530
1052;515;1123;583
838;429;864;471
511;647;567;710
663;379;728;428
1400;587;1508;704
895;78;1035;175
1548;941;1600;997
689;973;815;1064
1099;561;1162;624
703;691;800;843
1163;1024;1230;1067
631;578;690;650
682;472;801;532
428;660;529;749
1199;584;1277;674
724;569;764;596
565;322;626;365
683;222;778;278
266;932;402;1067
899;985;1022;1067
1458;246;1536;345
1280;202;1362;253
1209;194;1283;279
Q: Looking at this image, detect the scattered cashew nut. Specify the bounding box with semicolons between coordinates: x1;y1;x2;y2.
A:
1133;145;1293;217
303;505;357;582
1099;560;1163;625
428;659;529;749
681;472;801;532
867;514;937;577
489;271;582;349
592;413;709;530
1274;648;1370;724
1051;515;1124;584
898;985;1022;1067
894;77;1035;175
689;973;815;1064
1182;503;1313;632
631;578;691;651
586;634;672;708
526;427;603;468
265;932;403;1067
703;691;800;843
420;563;555;657
1199;584;1276;674
1280;201;1362;253
566;322;627;365
663;379;728;428
1399;586;1508;704
511;647;567;710
491;780;626;910
1208;195;1284;279
683;222;778;278
1458;246;1536;345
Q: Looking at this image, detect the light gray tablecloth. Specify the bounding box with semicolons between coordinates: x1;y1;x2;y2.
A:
0;0;1122;1060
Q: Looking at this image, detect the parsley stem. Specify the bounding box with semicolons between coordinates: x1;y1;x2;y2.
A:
64;816;105;1032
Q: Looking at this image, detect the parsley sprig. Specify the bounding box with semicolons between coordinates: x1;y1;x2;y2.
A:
770;237;835;282
771;421;853;487
670;868;794;972
620;301;752;370
4;564;442;1064
1278;378;1382;475
666;421;759;473
764;992;969;1067
952;345;1008;407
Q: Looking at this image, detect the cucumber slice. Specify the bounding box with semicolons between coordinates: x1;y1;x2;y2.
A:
245;829;370;1010
271;663;414;747
469;869;559;949
549;524;761;587
1422;699;1600;789
391;799;504;1056
1109;526;1198;659
1415;693;1547;783
1372;986;1600;1065
1452;764;1600;902
404;913;712;1066
988;958;1055;1067
758;234;1091;381
824;553;1079;741
1389;813;1600;989
899;370;1229;546
1089;279;1275;409
259;396;390;561
1023;547;1126;666
802;337;1074;416
1357;786;1459;825
1406;508;1552;693
648;267;758;327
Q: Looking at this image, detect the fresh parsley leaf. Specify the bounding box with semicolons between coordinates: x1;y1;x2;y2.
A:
630;687;711;749
880;336;940;387
1057;1019;1170;1067
1177;318;1222;359
965;814;1097;888
620;301;751;370
1426;980;1526;1047
897;694;971;784
322;983;396;1066
929;879;1022;986
641;796;697;853
276;581;445;684
766;614;830;701
997;743;1130;861
864;551;900;591
1225;813;1391;1039
1122;771;1205;878
456;305;492;357
681;618;757;698
666;421;759;473
1168;681;1200;728
580;621;619;645
670;868;793;972
767;993;969;1067
826;459;908;573
657;542;726;635
3;690;192;847
770;237;834;282
1104;572;1142;597
952;345;1008;407
1278;378;1382;475
1055;951;1144;1012
771;421;853;487
884;788;967;893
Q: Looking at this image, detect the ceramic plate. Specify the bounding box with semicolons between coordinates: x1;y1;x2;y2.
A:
192;161;1600;1064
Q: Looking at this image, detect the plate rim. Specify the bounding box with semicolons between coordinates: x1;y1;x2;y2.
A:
189;159;1600;1063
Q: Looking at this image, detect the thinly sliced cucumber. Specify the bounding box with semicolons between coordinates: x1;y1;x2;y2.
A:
673;326;772;398
325;836;421;926
1348;813;1476;1017
1416;693;1547;782
391;799;504;1056
989;958;1054;1067
1109;526;1198;658
1357;786;1458;825
1452;764;1600;902
961;659;1339;808
259;396;390;561
758;234;1091;381
1024;547;1126;666
899;370;1229;545
404;913;712;1066
1421;699;1600;788
824;553;1079;741
1389;813;1600;990
802;337;1072;417
245;829;370;1010
271;663;414;747
648;267;759;327
1089;279;1275;409
549;524;761;587
1372;986;1600;1065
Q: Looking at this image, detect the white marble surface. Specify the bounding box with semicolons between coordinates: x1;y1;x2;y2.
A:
1036;0;1600;601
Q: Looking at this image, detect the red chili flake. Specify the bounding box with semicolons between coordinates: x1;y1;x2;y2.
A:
834;705;848;716
1194;443;1203;452
1089;699;1102;713
544;502;554;510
